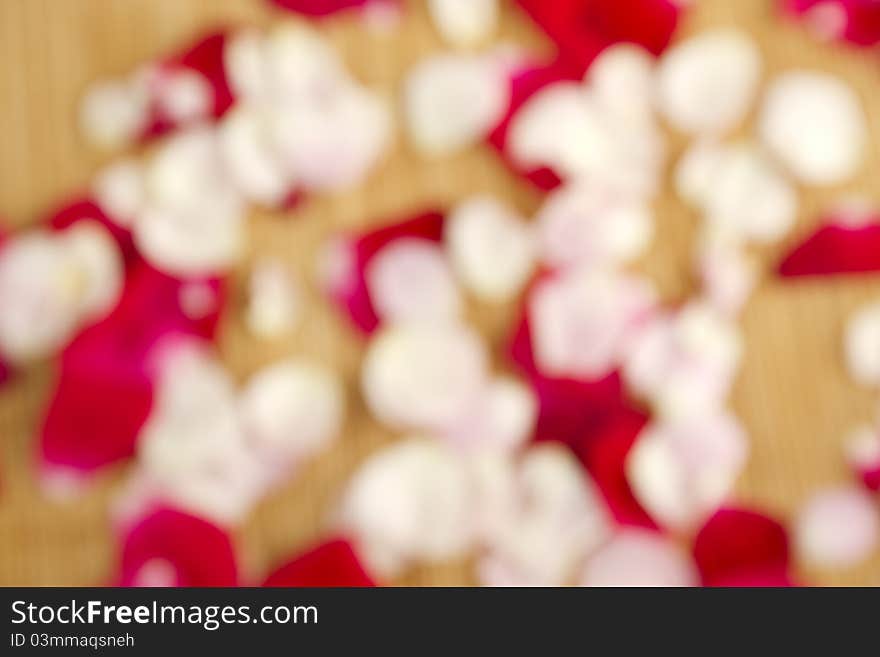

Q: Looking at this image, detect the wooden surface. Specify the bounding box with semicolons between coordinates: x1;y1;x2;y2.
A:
1;0;879;586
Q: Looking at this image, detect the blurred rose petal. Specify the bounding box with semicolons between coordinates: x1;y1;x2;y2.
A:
268;0;372;17
321;211;445;333
263;539;376;587
782;0;880;47
515;0;680;74
40;262;225;477
48;197;136;264
580;529;699;587
118;507;238;586
779;212;880;277
693;508;792;586
794;485;879;568
142;33;235;141
846;424;880;492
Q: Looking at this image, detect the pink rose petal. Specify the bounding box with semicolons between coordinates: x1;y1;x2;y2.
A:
263;538;376;587
515;0;680;74
782;0;880;47
322;211;445;334
794;485;879;568
39;262;225;476
117;507;238;586
580;529;699;587
693;508;793;587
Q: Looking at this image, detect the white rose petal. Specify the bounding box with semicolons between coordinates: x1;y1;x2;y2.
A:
588;43;656;125
536;182;653;270
759;71;866;184
0;233;82;362
239;359;344;474
478;444;611;586
404;53;509;156
339;438;473;576
366;238;461;324
795;486;879;568
657;30;761;135
155;69;213;125
580;529;699;587
218;105;290;207
626;412;748;531
79;76;150;149
93;159;145;227
427;0;498;48
59;220;124;322
529;269;657;380
445;195;536;303
245;258;301;338
844;301;880;387
361;322;489;432
274;83;391;191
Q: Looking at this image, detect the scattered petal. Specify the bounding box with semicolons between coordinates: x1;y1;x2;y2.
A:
693;508;792;586
515;0;680;74
239;359;345;469
263;539;376;586
404;52;509;157
782;0;880;47
321;211;445;334
778;209;880;276
338;438;473;577
445;195;536;303
528;268;657;381
844;301;880;386
536;182;653;271
845;424;880;492
428;0;498;48
794;485;879;568
656;30;761;136
580;529;699;587
759;71;866;185
478;444;611;586
366;238;461;324
117;507;238;586
361;322;488;433
245;258;301;339
626;412;749;531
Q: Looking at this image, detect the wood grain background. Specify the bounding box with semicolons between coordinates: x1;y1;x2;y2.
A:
1;0;879;586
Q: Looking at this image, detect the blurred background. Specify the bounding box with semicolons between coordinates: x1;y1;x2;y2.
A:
0;0;879;586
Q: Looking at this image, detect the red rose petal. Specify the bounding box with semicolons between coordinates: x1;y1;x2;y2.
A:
268;0;370;16
488;59;575;191
516;0;680;74
48;197;136;264
39;262;226;475
509;313;655;528
778;215;880;277
263;538;376;587
326;210;445;334
692;508;793;587
509;314;626;446
118;507;238;586
577;404;656;529
141;32;235;142
782;0;880;47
